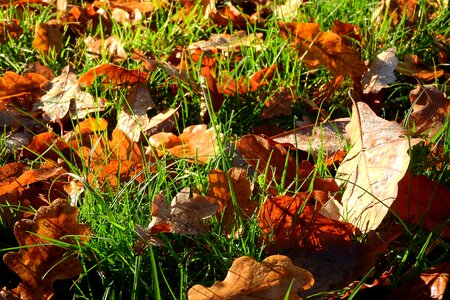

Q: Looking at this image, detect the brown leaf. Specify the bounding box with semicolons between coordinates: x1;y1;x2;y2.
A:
0;20;23;44
85;35;127;61
278;22;367;79
142;107;178;137
2;199;90;299
207;168;257;235
260;87;296;119
361;47;398;94
78;64;149;87
116;81;156;141
408;84;450;136
32;20;63;55
148;187;218;235
149;124;219;164
397;54;445;81
388;261;450;300
258;193;356;251
321;102;421;233
393;172;450;238
237;134;339;193
188;31;264;52
188;255;314;300
218;65;278;95
33;66;105;122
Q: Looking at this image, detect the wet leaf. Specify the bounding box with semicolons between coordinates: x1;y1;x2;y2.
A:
188;255;314;300
1;199;90;299
321;102;421;233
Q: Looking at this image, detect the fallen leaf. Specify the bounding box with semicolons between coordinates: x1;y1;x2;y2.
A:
278;22;367;79
393;172;450;238
321;102;421;233
188;31;264;52
78;64;149;87
260;87;296;119
142;107;178;136
218;64;278;95
1;199;90;299
207;168;257;235
361;47;398;94
188;255;314;300
258;193;356;251
116;81;156;141
0;20;23;44
237;134;339;193
407;84;450;136
33;65;105;122
397;54;445;81
85;35;127;61
387;261;450;300
149;124;219;164
32;20;63;55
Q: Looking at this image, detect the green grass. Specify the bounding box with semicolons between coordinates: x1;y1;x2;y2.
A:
1;0;450;299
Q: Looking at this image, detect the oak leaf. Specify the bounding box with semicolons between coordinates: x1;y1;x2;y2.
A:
1;199;90;300
149;124;219;164
188;255;314;300
78;64;149;87
321;102;421;233
278;22;367;79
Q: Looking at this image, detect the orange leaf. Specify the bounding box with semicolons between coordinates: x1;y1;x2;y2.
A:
394;173;450;238
78;64;149;87
258;193;356;251
0;71;49;109
218;65;278;95
2;199;90;299
278;21;367;79
149;124;219;164
188;255;314;299
32;20;63;55
0;20;23;44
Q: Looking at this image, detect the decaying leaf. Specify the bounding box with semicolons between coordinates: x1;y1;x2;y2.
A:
116;81;156;141
149;124;219;164
207;168;257;235
362;47;398;94
188;255;314;300
407;84;450;136
1;199;90;299
321;102;421;233
33;66;105;122
278;22;367;79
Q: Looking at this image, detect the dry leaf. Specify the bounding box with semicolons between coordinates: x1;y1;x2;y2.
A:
33;66;105;122
116;81;155;141
258;193;356;251
78;64;149;87
149;124;219;164
321;102;421;233
408;84;450;136
397;54;445;81
85;35;127;61
218;65;278;95
260;87;296;119
188;31;264;52
0;20;23;44
188;255;314;300
362;47;398;94
207;168;257;235
1;199;90;299
32;20;63;55
143;107;178;136
393;172;450;238
0;71;48;109
278;22;367;79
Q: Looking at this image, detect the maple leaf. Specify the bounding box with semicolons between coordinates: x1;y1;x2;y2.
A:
278;21;367;79
149;124;220;164
207;168;257;236
321;102;421;233
188;255;314;300
32;66;105;122
1;199;90;300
